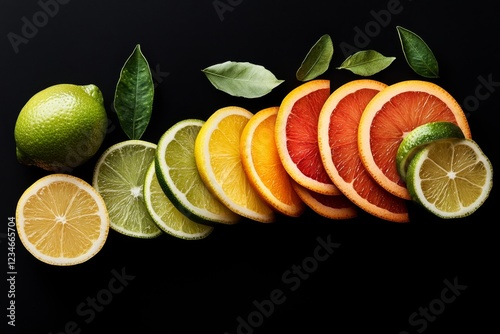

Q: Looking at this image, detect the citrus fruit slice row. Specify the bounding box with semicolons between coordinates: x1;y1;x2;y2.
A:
16;174;109;266
275;79;340;195
155;119;240;225
396;121;465;182
194;106;275;223
143;162;214;240
291;182;357;220
240;106;305;217
358;80;471;200
93;140;163;238
406;138;493;219
318;79;409;223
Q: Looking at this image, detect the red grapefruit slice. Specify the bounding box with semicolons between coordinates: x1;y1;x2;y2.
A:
318;79;409;223
358;80;471;200
291;182;357;220
275;80;340;195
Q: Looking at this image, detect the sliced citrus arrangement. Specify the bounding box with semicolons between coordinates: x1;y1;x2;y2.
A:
396;121;465;182
16;174;109;266
275;79;340;195
144;162;214;240
358;80;471;200
92;140;163;238
291;182;357;219
194;106;275;223
155;119;240;225
406;138;493;218
318;79;409;223
240;106;305;217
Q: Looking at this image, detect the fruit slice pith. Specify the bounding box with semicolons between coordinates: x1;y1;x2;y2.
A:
276;79;340;195
318;80;409;223
358;80;471;200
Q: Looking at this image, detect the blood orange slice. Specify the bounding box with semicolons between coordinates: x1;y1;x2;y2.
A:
291;182;357;220
358;80;471;200
275;79;340;195
318;79;409;223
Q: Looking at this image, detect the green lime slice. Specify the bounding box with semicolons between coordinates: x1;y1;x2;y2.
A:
143;162;214;240
406;138;493;219
155;119;240;225
92;140;162;238
396;121;465;181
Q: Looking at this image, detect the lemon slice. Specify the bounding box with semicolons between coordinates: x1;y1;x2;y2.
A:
194;106;275;223
16;174;109;266
406;138;493;218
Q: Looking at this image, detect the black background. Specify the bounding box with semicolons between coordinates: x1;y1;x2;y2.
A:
1;0;498;333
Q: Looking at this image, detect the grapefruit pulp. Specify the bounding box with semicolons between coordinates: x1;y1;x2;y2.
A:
275;80;340;195
318;80;409;223
358;80;471;200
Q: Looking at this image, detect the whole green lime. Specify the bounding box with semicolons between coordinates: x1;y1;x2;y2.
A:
14;84;108;172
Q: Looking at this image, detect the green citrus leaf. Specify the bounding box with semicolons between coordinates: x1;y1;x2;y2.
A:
114;44;154;140
397;26;439;78
202;61;284;98
296;34;334;81
337;50;395;76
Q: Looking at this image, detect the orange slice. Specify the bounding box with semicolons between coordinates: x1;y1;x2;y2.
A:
194;106;275;223
275;79;340;195
291;182;357;220
318;79;409;223
16;174;109;266
358;80;471;200
240;106;305;217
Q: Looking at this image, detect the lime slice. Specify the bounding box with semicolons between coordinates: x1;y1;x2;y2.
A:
144;162;213;240
92;140;162;238
406;138;493;219
155;119;240;225
396;121;465;181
